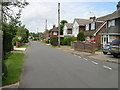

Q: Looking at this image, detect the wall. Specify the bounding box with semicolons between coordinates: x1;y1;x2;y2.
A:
72;21;79;37
95;24;106;45
63;25;67;36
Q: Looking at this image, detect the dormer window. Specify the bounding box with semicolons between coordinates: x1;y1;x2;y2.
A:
91;22;95;30
85;24;89;31
108;20;115;27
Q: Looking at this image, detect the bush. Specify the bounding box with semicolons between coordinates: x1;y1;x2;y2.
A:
3;32;13;54
77;31;85;41
2;61;8;81
72;37;77;42
50;37;58;46
63;37;72;46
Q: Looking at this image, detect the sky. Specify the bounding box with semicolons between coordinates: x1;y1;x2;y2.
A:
18;0;119;33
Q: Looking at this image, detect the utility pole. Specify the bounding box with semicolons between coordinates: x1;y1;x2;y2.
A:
0;1;3;87
58;3;60;47
45;19;47;30
0;1;2;61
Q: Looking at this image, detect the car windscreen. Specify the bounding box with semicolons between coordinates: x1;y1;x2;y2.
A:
111;40;120;45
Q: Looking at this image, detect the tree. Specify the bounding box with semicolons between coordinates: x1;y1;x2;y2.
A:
44;29;49;33
60;20;68;35
77;31;85;41
1;0;29;81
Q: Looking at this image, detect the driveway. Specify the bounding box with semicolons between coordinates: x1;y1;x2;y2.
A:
19;41;118;88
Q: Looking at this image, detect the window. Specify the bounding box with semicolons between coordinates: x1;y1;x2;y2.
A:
53;32;57;35
85;24;89;31
91;22;95;30
108;20;115;27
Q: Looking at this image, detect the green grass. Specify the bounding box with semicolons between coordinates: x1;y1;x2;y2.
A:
2;53;25;86
19;45;29;48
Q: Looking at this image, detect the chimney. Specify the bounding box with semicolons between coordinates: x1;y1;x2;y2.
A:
117;1;120;10
90;16;96;21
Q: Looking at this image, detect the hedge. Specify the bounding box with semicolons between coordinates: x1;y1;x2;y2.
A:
50;37;73;46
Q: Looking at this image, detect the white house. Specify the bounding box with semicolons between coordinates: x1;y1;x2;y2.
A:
63;23;73;37
72;18;91;37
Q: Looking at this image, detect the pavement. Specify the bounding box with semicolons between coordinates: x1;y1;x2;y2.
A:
19;41;118;88
57;46;119;64
14;46;26;51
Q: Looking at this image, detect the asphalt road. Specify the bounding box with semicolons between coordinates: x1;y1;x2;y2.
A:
19;41;118;88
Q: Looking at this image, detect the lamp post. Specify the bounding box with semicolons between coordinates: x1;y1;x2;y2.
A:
58;3;60;47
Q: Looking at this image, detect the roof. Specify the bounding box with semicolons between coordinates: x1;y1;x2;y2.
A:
50;27;58;32
74;18;92;26
96;9;120;21
100;26;120;35
65;23;73;29
85;30;96;36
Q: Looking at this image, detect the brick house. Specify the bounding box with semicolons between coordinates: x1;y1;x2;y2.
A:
85;2;120;46
72;18;92;37
63;23;73;37
49;25;58;37
100;8;120;46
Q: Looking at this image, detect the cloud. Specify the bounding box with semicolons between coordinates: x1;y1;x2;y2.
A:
19;2;116;33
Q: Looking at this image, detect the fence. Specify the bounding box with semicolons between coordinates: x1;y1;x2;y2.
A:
73;41;100;53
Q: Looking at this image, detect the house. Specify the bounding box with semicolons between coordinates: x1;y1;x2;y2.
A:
72;18;92;37
49;25;58;37
63;23;73;37
85;16;107;44
85;2;120;45
100;6;120;46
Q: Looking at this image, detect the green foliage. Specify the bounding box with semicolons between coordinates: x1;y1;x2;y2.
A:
44;29;49;33
2;61;8;81
50;37;58;46
2;53;25;85
72;37;77;42
12;36;18;43
17;26;29;43
3;31;13;54
77;31;85;41
63;37;72;46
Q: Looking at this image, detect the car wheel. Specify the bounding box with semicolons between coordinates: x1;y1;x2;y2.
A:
113;55;118;58
103;52;107;54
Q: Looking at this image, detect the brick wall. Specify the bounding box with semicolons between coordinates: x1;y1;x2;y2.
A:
74;41;96;53
94;23;106;45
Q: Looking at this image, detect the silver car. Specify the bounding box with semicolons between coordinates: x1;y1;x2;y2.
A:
110;40;120;57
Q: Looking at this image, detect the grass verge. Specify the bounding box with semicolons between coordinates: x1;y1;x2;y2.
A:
2;53;25;86
19;45;29;48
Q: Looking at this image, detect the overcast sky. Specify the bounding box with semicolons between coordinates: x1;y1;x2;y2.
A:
19;1;119;33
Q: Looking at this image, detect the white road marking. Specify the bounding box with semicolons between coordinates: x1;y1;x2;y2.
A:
91;61;98;65
83;58;88;61
103;66;112;70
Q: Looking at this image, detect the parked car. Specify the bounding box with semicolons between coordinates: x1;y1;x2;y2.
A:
102;43;111;54
109;40;120;57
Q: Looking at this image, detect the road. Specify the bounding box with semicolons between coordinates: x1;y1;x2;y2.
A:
19;41;118;88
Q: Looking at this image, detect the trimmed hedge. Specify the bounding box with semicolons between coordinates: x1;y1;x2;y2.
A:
50;37;73;46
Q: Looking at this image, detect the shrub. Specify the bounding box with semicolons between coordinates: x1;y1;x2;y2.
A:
2;61;8;81
63;37;72;46
3;32;13;54
77;31;85;41
72;37;77;42
50;37;58;46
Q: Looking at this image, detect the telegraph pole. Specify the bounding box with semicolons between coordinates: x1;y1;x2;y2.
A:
0;1;2;61
0;1;3;87
45;19;47;30
58;3;60;47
